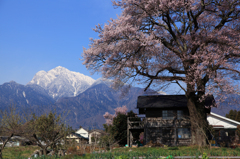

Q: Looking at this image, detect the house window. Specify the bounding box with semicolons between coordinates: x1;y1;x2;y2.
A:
162;110;174;119
178;128;191;139
177;110;183;119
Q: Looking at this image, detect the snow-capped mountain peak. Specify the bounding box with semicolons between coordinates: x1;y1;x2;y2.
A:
27;66;95;100
48;66;69;75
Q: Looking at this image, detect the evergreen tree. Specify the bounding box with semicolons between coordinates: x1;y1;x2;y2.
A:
103;107;140;146
236;111;240;122
226;109;240;122
111;111;137;146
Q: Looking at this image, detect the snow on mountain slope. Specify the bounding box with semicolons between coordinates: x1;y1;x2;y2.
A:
0;81;55;110
27;66;95;100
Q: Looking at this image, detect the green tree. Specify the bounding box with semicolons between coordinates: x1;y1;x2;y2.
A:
113;111;138;146
236;111;240;122
226;110;234;119
104;110;139;146
226;109;240;122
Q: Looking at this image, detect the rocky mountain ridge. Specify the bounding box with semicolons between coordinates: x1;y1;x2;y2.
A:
27;66;95;100
0;81;55;110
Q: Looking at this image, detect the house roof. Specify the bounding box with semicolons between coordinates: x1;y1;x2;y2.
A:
211;125;224;128
70;132;88;140
137;95;216;108
76;127;88;133
0;136;29;142
89;129;105;134
208;112;240;128
137;95;187;108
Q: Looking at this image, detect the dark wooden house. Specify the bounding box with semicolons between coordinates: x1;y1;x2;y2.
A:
127;95;213;147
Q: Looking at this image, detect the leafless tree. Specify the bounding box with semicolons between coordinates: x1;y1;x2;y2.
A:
24;111;71;156
0;106;26;159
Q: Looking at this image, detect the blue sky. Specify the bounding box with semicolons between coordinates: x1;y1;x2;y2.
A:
0;0;184;94
0;0;121;85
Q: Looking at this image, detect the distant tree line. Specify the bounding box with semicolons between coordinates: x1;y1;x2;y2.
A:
226;110;240;122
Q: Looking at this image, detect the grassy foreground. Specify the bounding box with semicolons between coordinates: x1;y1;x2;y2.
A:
2;145;240;159
2;146;38;158
88;146;240;159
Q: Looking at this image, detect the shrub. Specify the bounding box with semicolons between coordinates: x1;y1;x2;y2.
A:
168;147;179;150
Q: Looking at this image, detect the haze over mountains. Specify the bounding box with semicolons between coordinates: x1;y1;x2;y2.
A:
0;66;159;128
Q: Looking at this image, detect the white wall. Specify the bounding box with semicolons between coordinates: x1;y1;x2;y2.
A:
89;131;101;144
66;134;80;143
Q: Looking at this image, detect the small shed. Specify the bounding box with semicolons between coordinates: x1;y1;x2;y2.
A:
89;129;105;144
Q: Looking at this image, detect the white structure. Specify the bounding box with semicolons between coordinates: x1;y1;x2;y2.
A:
66;127;89;143
89;130;105;144
66;133;88;143
75;127;89;139
207;112;240;129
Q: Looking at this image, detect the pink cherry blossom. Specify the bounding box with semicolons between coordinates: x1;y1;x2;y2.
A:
84;0;240;145
103;105;128;125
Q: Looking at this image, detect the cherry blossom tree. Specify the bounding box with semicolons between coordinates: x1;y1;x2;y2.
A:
103;105;127;125
83;0;240;146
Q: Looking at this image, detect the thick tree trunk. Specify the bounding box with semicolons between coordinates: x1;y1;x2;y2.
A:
187;93;209;146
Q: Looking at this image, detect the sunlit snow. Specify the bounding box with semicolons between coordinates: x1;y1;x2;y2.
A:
22;91;26;98
27;66;95;99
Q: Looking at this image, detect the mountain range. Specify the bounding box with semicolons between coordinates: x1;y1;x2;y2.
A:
1;66;239;129
0;81;54;110
0;66;159;129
